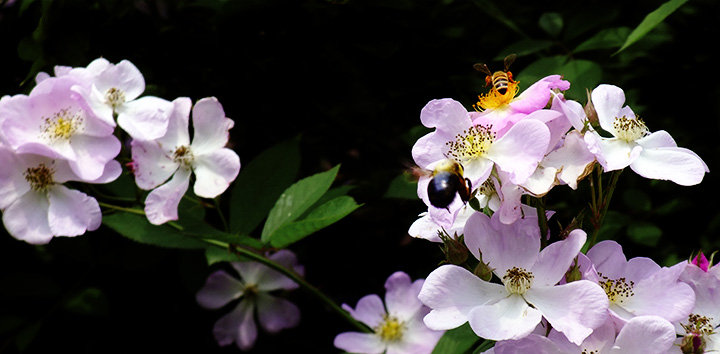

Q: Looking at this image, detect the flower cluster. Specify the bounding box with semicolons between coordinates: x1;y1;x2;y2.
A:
408;75;714;353
0;58;240;244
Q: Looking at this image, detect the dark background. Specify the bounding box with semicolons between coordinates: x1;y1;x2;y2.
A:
1;0;719;352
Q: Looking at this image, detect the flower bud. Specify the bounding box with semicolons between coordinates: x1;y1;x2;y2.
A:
439;231;469;266
584;88;599;128
680;333;705;354
472;252;493;282
564;258;582;283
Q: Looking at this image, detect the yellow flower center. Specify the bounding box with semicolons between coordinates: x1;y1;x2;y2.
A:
172;145;194;167
376;315;405;342
445;124;496;162
503;267;534;295
473;81;519;111
105;87;126;110
598;273;634;304
24;163;55;192
41;107;84;142
612;115;649;142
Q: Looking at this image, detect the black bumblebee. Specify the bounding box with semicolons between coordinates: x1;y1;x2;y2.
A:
427;159;473;210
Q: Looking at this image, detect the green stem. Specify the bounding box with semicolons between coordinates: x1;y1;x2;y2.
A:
535;196;549;248
202;239;372;333
589;169;623;246
98;202;145;216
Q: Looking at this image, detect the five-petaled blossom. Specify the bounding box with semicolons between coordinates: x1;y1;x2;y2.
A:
583;84;708;185
0;148;120;244
488;315;676;354
131;96;241;225
334;271;444;354
581;240;696;328
196;250;304;351
419;212;609;345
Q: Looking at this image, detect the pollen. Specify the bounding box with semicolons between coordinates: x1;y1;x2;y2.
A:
105;87;126;110
612;115;649;142
682;313;715;336
445;124;496;162
502;267;534;294
597;273;634;304
376;315;405;342
24;163;55;192
172;145;195;167
473;81;519;112
40;107;84;142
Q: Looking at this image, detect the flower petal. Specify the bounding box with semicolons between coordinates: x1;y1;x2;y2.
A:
524;280;609;345
143;168;191;225
384;271;424;320
583;132;640;172
0;148;29;209
591;84;626;134
94;59;145;101
419;264;507;330
47;185;101;236
531;229;586;287
334;332;385;354
612;316;676;353
196;269;245;309
190;97;234;155
256;293;300;333
630;145;707;186
467;295;543;341
2;191;52;244
586;240;628;280
342;294;386;328
68;134;121;181
192;148;241;198
116;96;174;141
486;119;550;185
130;139;178;190
213;299;257;350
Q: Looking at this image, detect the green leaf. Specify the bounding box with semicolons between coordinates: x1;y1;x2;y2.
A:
627;222;663;247
538;12;563;37
574;27;631;53
63;287;109;316
615;0;688;54
269;195;361;248
261;165;340;243
557;59;602;100
432;323;479;354
179;215;263;249
103;212;208;250
229;136;301;234
384;171;419;200
516;56;567;91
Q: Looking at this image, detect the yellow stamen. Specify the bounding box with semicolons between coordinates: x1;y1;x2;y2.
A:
445;124;496;162
473;81;519;112
597;273;634;304
24;163;55;192
376;315;405;342
503;267;534;294
172;145;194;167
41;107;83;142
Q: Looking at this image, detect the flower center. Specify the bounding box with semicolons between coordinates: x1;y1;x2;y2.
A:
172;145;194;167
376;315;405;342
682;313;715;337
41;107;84;142
473;81;519;111
105;87;126;110
612;115;649;142
445;124;496;162
581;350;599;354
502;267;534;295
24;163;55;192
597;273;634;304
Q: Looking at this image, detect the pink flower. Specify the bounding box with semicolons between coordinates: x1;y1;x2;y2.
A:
195;250;303;351
131;97;241;225
36;58;174;141
584;84;708;185
491;315;676;354
419;212;608;345
582;240;696;327
0;76;121;180
334;271;444;354
0;147;120;244
411;98;551;228
672;257;720;353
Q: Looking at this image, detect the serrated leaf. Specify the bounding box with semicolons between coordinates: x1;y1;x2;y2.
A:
615;0;688;54
229;136;301;234
574;27;631;53
103;212;208;250
432;323;479;354
261;165;340;243
269;196;361;248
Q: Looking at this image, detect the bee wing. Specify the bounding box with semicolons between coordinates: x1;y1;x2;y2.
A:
503;53;517;71
473;63;492;76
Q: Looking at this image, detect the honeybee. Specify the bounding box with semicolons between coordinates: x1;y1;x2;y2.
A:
425;159;473;210
473;54;517;95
